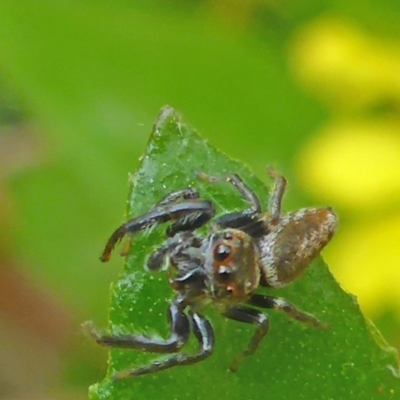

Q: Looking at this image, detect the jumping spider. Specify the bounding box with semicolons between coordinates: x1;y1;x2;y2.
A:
85;169;337;379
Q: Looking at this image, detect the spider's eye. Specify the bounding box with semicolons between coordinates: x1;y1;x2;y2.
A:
214;244;232;262
223;231;233;240
218;268;232;282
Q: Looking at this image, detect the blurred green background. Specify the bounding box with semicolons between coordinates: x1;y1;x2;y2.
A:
0;1;399;399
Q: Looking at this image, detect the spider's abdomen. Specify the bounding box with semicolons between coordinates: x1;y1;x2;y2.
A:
258;208;337;288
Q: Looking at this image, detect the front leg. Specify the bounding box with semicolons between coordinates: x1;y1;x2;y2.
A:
100;199;214;261
223;306;269;372
166;208;215;237
84;300;190;354
155;188;200;207
156;189;215;236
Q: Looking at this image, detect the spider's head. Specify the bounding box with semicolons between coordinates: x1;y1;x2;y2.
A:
204;228;261;303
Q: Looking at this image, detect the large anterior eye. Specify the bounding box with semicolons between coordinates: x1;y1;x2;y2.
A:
214;244;232;262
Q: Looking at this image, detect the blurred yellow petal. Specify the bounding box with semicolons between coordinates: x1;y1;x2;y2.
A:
296;120;400;211
324;214;400;319
289;16;400;110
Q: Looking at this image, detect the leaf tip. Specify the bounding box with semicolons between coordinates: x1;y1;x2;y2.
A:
154;105;179;130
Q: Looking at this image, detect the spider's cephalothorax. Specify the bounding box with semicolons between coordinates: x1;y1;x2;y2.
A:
85;170;337;379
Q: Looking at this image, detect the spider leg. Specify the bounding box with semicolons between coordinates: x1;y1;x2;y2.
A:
154;189;214;237
112;311;215;379
146;242;171;271
249;294;329;329
214;212;267;238
100;199;214;262
266;167;287;221
147;232;202;271
222;306;269;372
154;188;200;207
166;209;214;237
84;300;190;354
198;172;261;214
198;172;266;237
214;169;287;233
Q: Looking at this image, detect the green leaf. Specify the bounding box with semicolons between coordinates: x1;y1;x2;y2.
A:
89;106;400;400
